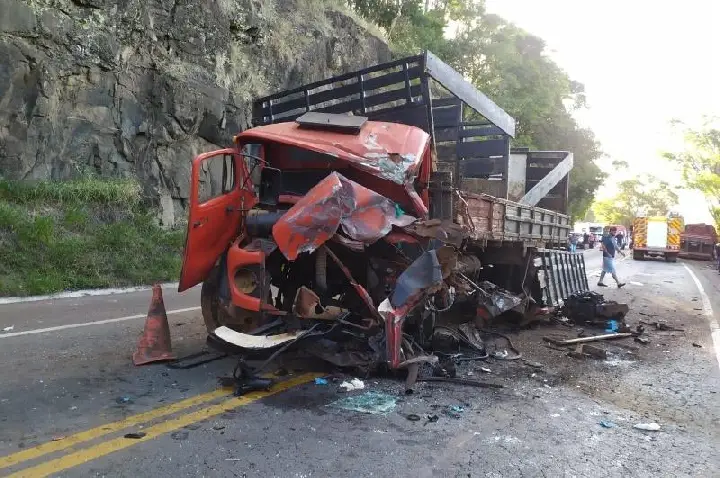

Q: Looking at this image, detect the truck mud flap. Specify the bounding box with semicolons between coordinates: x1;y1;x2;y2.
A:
534;249;589;307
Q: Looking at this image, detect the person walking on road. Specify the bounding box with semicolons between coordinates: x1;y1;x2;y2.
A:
569;233;578;253
598;226;626;288
615;230;625;250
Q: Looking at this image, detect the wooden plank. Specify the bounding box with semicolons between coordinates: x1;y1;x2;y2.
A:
457;139;507;159
425;51;516;137
269;66;425;116
432;105;462;128
460;157;505;177
435;144;457;162
519;153;573;207
431;97;462;108
434;127;458;143
544;334;633;346
368;103;430;131
459;125;505;138
254;55;424;106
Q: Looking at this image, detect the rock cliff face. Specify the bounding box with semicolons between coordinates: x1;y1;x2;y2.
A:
0;0;389;224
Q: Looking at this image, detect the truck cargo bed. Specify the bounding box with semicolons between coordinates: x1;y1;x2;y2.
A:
455;191;570;246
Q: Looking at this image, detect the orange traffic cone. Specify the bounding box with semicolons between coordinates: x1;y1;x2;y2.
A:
133;284;177;366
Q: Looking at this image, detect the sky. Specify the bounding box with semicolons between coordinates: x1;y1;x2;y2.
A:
484;0;720;223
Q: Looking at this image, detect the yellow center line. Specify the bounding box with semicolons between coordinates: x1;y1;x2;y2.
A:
7;373;319;478
1;387;231;470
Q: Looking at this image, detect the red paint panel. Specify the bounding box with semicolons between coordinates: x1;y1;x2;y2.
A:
178;149;256;292
226;237;264;312
272;172;416;261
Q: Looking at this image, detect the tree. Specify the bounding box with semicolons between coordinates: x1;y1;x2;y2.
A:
345;0;606;220
593;176;679;226
583;208;596;222
663;118;720;227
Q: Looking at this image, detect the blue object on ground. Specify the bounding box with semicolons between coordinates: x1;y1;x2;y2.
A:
599;420;617;428
444;405;465;419
314;377;328;385
605;320;619;333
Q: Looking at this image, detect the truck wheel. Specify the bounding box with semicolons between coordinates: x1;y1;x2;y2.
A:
632;250;644;260
200;267;223;333
200;266;266;334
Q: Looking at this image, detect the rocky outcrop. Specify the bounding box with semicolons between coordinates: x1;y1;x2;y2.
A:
0;0;390;225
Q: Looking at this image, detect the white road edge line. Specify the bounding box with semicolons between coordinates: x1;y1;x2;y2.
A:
683;264;720;370
0;306;201;339
0;282;181;306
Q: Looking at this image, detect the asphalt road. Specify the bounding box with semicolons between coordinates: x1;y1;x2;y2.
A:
1;249;719;477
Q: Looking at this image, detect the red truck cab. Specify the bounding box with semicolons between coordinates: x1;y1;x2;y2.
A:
178;114;434;340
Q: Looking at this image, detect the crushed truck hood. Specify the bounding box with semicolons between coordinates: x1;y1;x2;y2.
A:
236;121;430;185
272;172;416;260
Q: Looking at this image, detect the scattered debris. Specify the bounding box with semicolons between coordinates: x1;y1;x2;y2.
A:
115;396;133;404
426;414;440;423
233;373;274;397
599;421;617;428
328;392;398;415
635;337;650;345
406;414;422;421
444;405;465;419
480;367;492;373
561;292;629;326
544;333;633;346
634;423;661;432
418;376;504;389
569;344;608;360
69;406;78;411
492;350;509;359
339;378;365;392
314;377;329;385
123;432;146;439
2;326;14;332
693;343;703;348
51;436;66;441
605;320;619;333
524;361;544;369
640;321;685;332
171;431;189;441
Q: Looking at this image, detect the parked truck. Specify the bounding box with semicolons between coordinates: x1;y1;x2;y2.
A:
178;51;588;372
679;223;717;261
632;214;684;262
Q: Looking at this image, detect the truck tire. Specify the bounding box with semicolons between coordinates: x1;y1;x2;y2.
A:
665;253;678;263
632;250;644;260
200;265;267;334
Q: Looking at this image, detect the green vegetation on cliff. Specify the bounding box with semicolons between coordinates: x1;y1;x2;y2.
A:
0;179;184;296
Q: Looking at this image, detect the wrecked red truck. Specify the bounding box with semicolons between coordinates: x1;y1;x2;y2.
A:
177;51;589;375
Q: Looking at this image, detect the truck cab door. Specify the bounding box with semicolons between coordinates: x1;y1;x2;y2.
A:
178;148;256;292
